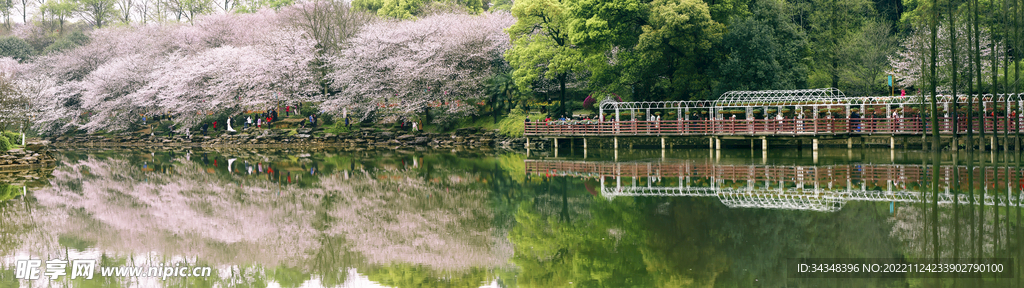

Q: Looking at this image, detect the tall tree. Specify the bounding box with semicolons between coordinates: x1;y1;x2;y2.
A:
948;0;957;148
506;0;583;117
567;0;725;100
715;0;809;92
78;0;116;27
808;0;872;88
115;0;132;23
929;0;938;149
286;0;372;95
324;12;514;125
42;0;77;33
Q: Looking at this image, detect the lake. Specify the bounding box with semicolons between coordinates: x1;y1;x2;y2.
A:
1;146;1022;287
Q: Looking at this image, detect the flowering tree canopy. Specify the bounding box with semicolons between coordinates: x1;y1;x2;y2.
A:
23;9;320;134
323;12;514;124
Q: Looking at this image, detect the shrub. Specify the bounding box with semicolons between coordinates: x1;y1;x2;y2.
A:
1;131;19;144
327;122;351;134
0;135;10;152
498;109;527;138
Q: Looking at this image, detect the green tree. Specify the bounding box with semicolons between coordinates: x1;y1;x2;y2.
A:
715;0;809;92
566;0;725;101
808;0;873;88
41;0;78;34
0;36;33;62
77;0;115;27
506;0;584;117
839;19;896;95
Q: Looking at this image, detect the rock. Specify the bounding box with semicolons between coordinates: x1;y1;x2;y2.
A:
295;134;312;139
411;137;430;145
396;134;415;141
297;128;313;134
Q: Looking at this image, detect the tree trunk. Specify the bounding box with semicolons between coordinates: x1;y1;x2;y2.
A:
929;0;938;150
559;73;567;118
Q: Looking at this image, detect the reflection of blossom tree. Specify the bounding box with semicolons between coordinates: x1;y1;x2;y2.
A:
11;151;506;284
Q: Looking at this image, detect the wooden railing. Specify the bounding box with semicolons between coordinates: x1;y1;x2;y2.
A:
524;116;1024;136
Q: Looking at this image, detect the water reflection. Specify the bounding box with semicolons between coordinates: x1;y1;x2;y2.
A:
0;147;1020;287
525;158;1024;212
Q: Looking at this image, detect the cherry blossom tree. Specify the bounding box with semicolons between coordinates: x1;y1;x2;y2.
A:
890;23;992;94
322;12;514;125
24;9;320;134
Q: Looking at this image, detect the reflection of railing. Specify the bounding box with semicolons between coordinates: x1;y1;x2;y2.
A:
526;160;1024;212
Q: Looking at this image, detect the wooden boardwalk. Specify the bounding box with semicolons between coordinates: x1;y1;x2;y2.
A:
525;116;1023;137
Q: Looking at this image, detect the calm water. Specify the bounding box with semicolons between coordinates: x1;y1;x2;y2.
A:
1;146;1023;287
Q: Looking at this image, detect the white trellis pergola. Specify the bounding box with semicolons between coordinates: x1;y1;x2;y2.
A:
596;89;1024;122
598;99;714;122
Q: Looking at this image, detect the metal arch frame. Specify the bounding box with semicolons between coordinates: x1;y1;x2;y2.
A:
714;88;848;108
598;99;715;122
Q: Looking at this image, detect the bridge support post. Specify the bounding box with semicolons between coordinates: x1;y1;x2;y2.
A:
715;137;721;150
525;137;529;149
709;137;714;149
614;137;618;149
890;136;895;149
554;138;558;150
583;138;587;149
992;136;997;152
847;138;853;149
761;137;767;150
661;137;665;149
812;138;819;151
797;139;803;150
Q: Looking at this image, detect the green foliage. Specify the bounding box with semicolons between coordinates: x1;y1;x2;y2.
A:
0;134;9;152
43;31;89;54
506;0;583;116
715;0;809;93
369;0;482;19
497;112;527;138
0;184;22;201
1;131;19;145
270;266;311;288
351;0;385;13
0;37;35;62
327;122;351;134
807;0;873;88
365;264;491;288
567;0;725;101
299;103;319;116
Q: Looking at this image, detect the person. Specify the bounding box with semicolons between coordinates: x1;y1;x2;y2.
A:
412;121;417;132
227;117;236;132
309;115;315;127
202;123;209;136
345;116;350;127
213;121;217;130
776;112;784;132
257;118;262;128
892;110;900;132
285;105;290;116
246;116;251;129
850;110;860;132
